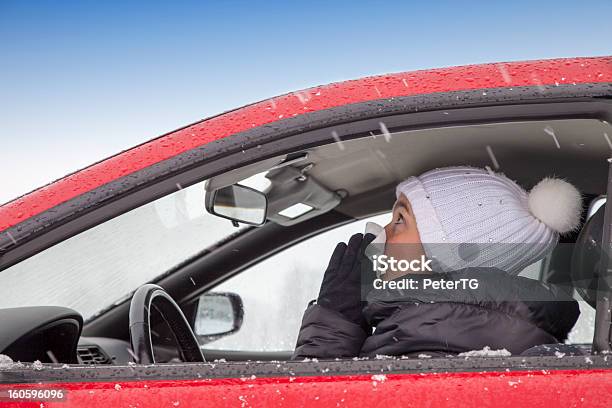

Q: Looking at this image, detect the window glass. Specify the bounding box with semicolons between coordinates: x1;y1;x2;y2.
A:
568;302;595;344
204;213;391;351
0;180;243;319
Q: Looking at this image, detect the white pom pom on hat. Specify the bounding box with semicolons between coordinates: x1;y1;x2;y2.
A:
528;177;582;234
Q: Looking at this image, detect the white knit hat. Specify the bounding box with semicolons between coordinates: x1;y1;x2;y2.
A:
396;166;582;275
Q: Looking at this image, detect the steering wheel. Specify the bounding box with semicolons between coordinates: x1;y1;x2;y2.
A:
129;284;204;364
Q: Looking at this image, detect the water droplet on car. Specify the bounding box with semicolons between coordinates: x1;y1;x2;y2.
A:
603;133;612;150
379;122;392;142
331;131;345;150
485;145;500;170
544;126;561;149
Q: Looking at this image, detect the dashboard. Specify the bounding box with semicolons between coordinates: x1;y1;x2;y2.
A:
0;306;136;365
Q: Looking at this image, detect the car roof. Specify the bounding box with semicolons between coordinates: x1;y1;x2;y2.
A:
1;57;610;234
310;118;610;198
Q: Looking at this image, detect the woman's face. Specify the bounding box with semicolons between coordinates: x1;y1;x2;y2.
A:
382;193;426;278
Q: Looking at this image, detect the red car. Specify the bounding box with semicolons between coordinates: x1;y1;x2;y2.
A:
0;57;611;407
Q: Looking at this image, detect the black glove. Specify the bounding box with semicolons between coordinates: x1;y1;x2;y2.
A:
317;233;376;326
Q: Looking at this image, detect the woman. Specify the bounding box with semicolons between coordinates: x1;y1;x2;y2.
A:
293;166;582;358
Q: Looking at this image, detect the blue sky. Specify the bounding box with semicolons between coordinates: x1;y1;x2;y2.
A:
1;0;611;203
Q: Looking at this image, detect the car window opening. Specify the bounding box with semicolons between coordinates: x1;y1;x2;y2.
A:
2;117;612;364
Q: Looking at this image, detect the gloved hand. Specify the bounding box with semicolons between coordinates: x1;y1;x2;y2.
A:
316;233;376;327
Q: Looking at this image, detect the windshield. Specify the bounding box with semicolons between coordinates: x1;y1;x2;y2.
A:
0;180;243;319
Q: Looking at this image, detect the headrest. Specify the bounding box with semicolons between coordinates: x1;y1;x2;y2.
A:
571;203;605;307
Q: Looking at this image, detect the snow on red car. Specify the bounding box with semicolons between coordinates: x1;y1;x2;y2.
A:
1;57;612;407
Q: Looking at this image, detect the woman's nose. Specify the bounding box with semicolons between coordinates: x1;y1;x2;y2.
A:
383;223;394;241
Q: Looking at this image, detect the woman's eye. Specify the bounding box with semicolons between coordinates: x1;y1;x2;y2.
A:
394;213;404;224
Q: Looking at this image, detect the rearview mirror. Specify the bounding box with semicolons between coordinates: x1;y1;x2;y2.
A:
194;292;244;343
206;184;267;225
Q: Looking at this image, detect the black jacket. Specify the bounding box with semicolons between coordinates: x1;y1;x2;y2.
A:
293;268;579;359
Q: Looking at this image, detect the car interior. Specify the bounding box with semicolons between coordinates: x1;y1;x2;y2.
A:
1;117;612;366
